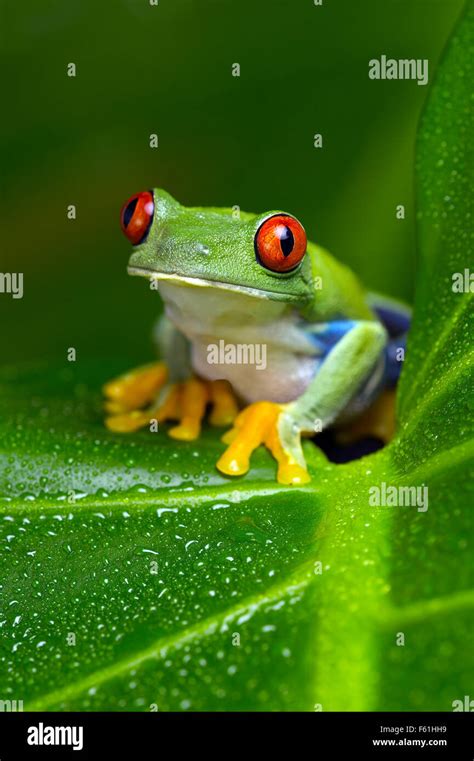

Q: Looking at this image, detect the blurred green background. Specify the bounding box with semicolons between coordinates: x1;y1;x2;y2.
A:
1;0;464;364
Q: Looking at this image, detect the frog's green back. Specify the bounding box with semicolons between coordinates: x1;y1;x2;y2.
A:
304;242;376;322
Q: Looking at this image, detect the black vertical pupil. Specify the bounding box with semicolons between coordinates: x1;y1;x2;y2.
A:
278;225;294;257
123;198;138;228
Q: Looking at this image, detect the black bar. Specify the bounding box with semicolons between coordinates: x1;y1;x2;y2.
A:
0;711;472;759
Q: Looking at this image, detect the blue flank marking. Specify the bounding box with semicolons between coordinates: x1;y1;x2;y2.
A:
306;320;357;357
372;301;411;386
306;312;410;389
373;304;411;337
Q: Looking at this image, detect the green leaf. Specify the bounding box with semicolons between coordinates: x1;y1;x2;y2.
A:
0;6;472;711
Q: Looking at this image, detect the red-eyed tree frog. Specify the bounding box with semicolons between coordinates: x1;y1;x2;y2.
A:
104;189;410;485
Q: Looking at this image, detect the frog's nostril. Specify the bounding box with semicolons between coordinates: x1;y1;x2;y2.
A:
120;190;154;246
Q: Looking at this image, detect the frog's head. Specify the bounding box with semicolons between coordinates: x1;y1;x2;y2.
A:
121;188;314;304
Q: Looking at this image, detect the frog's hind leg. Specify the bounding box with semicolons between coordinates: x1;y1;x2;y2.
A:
334;388;397;446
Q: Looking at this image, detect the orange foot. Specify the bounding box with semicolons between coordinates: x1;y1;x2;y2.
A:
104;364;238;440
217;401;311;485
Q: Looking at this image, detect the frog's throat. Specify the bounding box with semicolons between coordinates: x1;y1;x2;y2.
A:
127;266;302;303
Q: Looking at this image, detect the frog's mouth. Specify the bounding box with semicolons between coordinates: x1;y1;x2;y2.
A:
127;266;302;302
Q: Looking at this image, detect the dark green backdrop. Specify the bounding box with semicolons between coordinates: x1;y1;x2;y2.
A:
1;0;463;363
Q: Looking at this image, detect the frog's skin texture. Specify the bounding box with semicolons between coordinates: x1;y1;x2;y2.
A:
104;189;410;485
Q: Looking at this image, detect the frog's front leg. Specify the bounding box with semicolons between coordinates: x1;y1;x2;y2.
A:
103;361;169;416
216;400;311;485
105;371;239;437
217;321;387;485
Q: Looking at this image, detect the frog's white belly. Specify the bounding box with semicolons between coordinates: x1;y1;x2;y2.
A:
158;281;320;404
191;343;319;403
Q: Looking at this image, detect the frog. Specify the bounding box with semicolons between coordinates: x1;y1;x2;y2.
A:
104;188;410;485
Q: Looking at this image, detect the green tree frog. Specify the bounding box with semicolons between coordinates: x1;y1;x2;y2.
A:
104;189;410;485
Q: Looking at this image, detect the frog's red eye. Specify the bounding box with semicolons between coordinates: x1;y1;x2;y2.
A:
255;214;307;273
120;190;154;245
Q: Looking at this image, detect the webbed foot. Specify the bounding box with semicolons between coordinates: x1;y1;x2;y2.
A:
217;401;311;485
104;366;238;440
103;361;168;415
